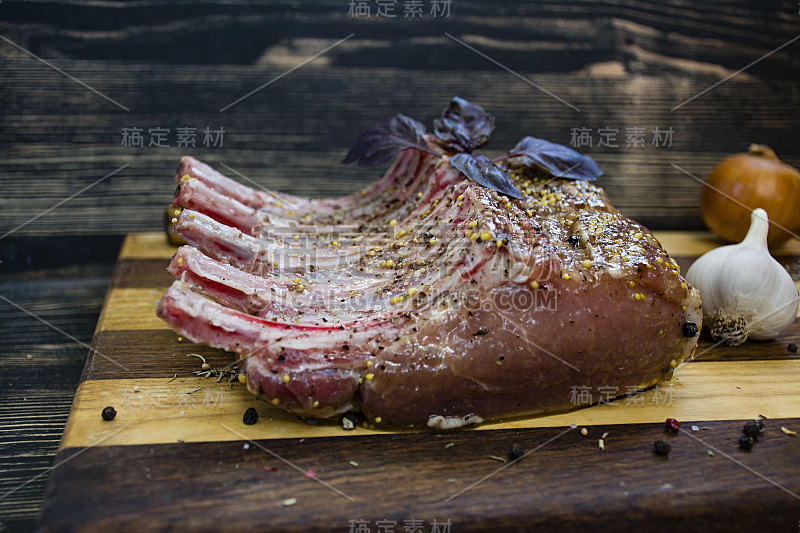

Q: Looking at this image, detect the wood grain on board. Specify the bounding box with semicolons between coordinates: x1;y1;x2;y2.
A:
2;1;799;237
35;231;800;531
38;419;800;533
0;266;114;528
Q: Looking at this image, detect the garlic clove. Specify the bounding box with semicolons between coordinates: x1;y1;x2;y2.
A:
740;208;770;249
685;208;799;346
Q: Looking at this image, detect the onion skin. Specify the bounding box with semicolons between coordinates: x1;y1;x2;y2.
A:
701;145;800;248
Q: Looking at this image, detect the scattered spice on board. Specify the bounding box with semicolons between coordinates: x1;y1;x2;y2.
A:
444;442;455;449
192;359;240;383
488;455;507;463
243;407;259;425
580;428;588;436
349;461;359;467
101;406;116;421
707;450;714;457
186;353;206;364
788;343;797;353
665;418;680;433
473;327;489;336
264;465;277;472
780;426;797;436
739;435;755;450
743;420;762;439
508;443;525;461
342;414;358;430
598;439;605;451
282;498;297;507
304;470;317;479
654;440;671;455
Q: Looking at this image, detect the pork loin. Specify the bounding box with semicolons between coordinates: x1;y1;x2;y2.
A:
157;141;701;429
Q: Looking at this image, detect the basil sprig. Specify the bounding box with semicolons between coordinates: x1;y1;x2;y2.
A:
343;97;602;198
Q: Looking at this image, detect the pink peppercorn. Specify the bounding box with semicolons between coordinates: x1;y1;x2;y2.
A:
665;418;680;434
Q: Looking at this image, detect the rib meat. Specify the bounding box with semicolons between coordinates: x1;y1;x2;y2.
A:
157;145;702;429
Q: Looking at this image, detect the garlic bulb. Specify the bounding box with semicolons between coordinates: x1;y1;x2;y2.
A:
685;208;799;346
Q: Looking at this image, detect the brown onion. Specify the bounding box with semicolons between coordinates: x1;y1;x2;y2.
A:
701;144;800;248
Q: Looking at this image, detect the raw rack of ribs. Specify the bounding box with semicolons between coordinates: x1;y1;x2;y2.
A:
157;139;701;430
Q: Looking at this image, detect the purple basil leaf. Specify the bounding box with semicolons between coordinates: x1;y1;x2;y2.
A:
343;114;434;167
508;136;603;181
451;153;523;199
433;97;494;153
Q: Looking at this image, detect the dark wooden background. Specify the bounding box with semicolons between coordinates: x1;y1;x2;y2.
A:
1;1;799;531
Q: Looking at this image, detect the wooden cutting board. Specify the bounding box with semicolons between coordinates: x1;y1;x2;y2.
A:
39;232;800;532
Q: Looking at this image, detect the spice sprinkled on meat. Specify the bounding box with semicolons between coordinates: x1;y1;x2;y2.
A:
157;99;701;427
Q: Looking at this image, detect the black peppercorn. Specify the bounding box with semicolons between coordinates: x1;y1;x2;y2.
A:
739;435;754;450
743;420;761;439
508;443;525;461
567;235;580;247
654;440;671;455
788;343;797;353
101;406;116;421
755;418;765;430
682;322;699;338
243;407;259;425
